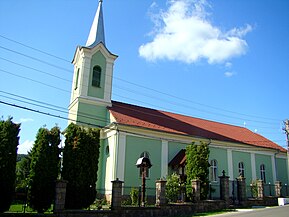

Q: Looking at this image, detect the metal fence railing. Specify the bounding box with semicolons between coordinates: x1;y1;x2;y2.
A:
209;182;220;200
263;183;275;197
281;184;289;197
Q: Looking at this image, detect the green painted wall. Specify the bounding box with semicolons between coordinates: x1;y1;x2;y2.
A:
232;151;252;183
76;102;108;127
209;147;228;178
276;158;289;184
87;51;106;99
168;141;187;162
255;154;273;183
124;135;162;190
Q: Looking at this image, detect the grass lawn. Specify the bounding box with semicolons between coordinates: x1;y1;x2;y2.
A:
6;204;53;213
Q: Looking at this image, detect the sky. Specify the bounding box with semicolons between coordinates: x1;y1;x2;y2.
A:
0;0;288;154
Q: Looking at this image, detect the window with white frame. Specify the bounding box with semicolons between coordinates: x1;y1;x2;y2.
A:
260;164;266;183
238;162;245;177
210;159;218;182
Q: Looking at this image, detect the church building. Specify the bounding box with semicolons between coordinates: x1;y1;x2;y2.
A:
68;0;289;196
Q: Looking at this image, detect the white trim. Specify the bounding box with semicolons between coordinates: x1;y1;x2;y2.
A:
251;153;257;180
161;140;168;178
227;149;233;180
116;133;126;181
272;155;277;182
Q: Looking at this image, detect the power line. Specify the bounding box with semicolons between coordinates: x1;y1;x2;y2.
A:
0;34;71;63
0;36;283;126
0;68;70;94
0;90;109;124
0;57;71;83
0;63;282;131
0;35;281;122
0;99;285;148
0;45;72;73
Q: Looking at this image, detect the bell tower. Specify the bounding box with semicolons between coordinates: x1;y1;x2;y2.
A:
68;0;117;127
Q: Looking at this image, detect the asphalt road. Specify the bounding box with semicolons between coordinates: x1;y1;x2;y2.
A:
210;205;289;217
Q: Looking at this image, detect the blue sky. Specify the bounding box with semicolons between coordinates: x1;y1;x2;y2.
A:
0;0;288;154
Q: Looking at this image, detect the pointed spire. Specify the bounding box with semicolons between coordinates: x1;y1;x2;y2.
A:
86;0;105;47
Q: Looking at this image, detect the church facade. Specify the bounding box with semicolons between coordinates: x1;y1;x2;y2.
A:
68;1;289;196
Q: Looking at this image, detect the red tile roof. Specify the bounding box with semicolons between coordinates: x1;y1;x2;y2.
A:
108;101;286;152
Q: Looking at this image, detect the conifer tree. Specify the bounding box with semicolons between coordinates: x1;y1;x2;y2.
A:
0;118;20;213
62;123;100;209
186;141;210;200
27;126;61;213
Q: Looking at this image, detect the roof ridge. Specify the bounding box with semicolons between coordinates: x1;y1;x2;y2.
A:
111;100;246;130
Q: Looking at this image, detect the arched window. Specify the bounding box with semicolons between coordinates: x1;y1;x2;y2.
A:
238;162;245;177
74;68;80;90
139;151;150;178
260;164;266;183
210;159;218;182
92;65;101;87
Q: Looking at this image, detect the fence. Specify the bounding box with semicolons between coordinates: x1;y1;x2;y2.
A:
122;186;156;206
209;182;220;200
263;183;275;197
281;184;289;197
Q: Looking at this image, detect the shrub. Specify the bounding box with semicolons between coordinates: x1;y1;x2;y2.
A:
166;173;182;202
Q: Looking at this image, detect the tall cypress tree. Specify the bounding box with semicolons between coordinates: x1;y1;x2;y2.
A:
0;118;20;213
62;123;100;209
27;126;61;213
186;141;210;200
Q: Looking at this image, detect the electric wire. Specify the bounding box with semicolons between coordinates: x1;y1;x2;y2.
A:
0;35;281;123
0;99;286;147
0;35;285;131
0;34;71;63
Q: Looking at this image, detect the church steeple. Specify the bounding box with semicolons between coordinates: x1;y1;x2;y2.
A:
69;0;117;128
86;0;105;47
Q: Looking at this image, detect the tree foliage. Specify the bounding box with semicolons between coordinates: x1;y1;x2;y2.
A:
185;141;210;200
0;118;20;213
62;123;100;209
15;153;31;193
27;126;61;213
165;173;183;202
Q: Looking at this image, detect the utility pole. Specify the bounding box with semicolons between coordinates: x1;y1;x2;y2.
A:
285;120;289;152
284;120;289;185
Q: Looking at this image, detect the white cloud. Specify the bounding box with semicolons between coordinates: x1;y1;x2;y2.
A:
225;62;232;68
224;71;235;77
139;0;252;64
20;118;34;123
18;140;34;154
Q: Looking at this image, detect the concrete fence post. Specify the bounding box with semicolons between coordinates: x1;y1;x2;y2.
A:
111;178;124;210
219;171;230;202
275;181;282;197
257;179;264;199
54;179;68;213
236;176;247;202
155;179;167;207
191;179;201;202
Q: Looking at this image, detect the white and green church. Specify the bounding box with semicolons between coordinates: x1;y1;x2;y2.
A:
68;0;289;196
